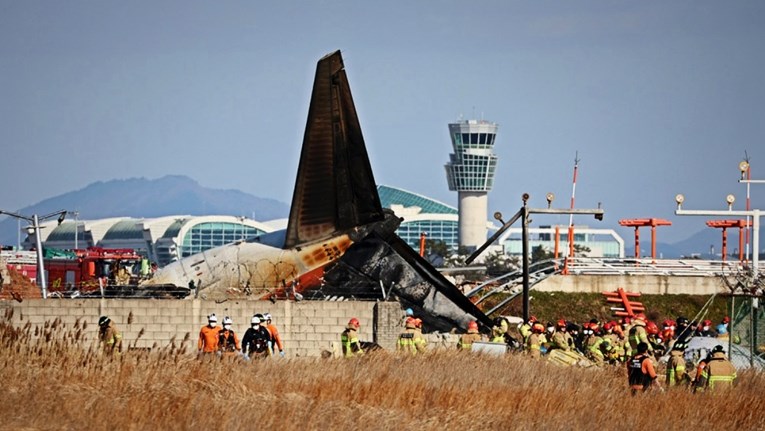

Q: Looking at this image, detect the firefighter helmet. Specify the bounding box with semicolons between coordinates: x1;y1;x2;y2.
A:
207;314;217;323
532;322;545;333
251;315;261;325
223;316;233;325
405;317;416;329
98;316;110;327
557;319;566;328
414;318;423;328
263;313;272;322
348;317;360;329
646;321;659;335
467;320;478;331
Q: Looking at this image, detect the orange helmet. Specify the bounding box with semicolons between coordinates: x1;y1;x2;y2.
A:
557;319;567;328
634;313;646;321
405;317;416;329
532;322;545;333
646;321;659;335
529;315;538;323
603;321;614;331
414;318;423;328
348;317;360;329
467;320;478;331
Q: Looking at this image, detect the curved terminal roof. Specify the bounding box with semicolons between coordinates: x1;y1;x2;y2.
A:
378;185;457;215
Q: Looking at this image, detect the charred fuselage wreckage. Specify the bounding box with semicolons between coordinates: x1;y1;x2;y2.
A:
145;50;491;330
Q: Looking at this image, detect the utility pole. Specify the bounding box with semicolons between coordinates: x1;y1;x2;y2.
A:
467;193;604;322
0;209;68;299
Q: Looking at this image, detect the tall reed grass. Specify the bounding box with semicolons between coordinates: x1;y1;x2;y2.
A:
1;309;762;431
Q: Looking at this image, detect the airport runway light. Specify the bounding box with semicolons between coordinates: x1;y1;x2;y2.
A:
726;194;736;211
0;208;68;299
675;194;685;211
673;195;760;280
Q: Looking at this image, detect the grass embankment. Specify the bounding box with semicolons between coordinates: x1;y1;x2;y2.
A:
2;310;763;430
482;291;729;325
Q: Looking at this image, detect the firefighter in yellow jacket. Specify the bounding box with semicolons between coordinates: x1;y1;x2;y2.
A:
341;317;364;358
98;315;123;356
666;341;688;387
527;322;547;359
458;321;482;350
398;317;426;355
695;345;737;391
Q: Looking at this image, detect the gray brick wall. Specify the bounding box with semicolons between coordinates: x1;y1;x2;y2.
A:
3;299;382;357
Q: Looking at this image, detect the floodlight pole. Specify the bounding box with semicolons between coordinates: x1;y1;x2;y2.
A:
467;194;604;322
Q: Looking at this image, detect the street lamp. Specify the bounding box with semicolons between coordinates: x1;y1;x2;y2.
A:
466;193;605;321
0;209;68;298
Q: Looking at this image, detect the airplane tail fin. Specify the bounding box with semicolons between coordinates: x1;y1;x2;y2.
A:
284;50;384;249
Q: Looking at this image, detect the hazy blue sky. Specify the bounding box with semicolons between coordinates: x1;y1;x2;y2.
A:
1;1;764;243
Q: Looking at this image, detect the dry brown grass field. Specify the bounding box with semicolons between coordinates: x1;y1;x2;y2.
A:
2;311;763;431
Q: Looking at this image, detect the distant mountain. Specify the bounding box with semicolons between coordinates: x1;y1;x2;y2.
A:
0;175;289;245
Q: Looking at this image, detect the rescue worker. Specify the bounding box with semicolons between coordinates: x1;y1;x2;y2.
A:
661;319;676;350
716;324;729;341
550;320;572;351
491;317;508;343
695;345;737;391
568;322;585;354
242;315;272;359
621;316;634;358
602;321;623;363
519;315;538;345
698;319;717;337
218;316;241;359
341;317;364;357
198;313;220;357
646;321;665;355
627;342;659;395
628;314;653;355
666;341;688;387
584;322;607;364
263;313;285;357
413;318;427;353
527;322;547;359
397;317;426;355
98;315;123;356
675;316;692;343
457;320;482;351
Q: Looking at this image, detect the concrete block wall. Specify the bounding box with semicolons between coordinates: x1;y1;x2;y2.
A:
536;274;726;295
3;299;377;358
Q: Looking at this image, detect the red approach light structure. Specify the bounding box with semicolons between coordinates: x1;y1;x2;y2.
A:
602;287;645;318
618;218;672;263
705;219;751;262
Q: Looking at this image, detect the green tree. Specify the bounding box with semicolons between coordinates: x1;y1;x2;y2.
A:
484;250;520;276
531;245;554;263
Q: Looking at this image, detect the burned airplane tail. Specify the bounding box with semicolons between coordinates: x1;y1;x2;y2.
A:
284;50;384;250
280;50;491;331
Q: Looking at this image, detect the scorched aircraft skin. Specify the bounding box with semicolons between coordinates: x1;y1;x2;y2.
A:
145;50;491;330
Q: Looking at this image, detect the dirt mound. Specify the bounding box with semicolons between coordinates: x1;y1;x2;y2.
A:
0;267;42;301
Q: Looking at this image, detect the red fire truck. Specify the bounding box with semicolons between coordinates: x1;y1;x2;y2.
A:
46;247;146;293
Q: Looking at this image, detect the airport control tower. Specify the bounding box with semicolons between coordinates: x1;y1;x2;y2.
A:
444;119;499;251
